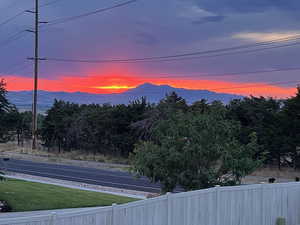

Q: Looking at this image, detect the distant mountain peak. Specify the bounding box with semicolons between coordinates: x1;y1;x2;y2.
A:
136;83;157;88
8;83;244;112
134;83;171;90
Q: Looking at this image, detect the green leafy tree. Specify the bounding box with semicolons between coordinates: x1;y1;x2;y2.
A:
280;87;300;168
0;79;18;143
131;112;261;193
227;96;281;166
14;111;33;146
131;92;188;140
0;79;10;113
41;100;80;152
189;99;210;113
42;98;149;156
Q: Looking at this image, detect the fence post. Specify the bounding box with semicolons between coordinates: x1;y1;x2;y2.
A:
215;185;221;225
260;182;265;225
112;203;117;225
50;212;57;225
166;192;172;225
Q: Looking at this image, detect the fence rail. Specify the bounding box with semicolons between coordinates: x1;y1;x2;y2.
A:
1;182;300;225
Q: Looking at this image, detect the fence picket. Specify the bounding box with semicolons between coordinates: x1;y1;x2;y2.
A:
166;192;172;225
111;203;117;225
50;212;57;225
215;185;221;225
260;183;265;225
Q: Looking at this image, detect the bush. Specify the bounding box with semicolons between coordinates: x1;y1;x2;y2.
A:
276;217;286;225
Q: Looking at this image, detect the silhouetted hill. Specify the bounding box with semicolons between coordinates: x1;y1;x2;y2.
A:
7;83;243;112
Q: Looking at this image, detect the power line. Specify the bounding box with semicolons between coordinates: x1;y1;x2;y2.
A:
0;11;25;28
40;66;300;79
0;0;21;11
146;67;300;79
46;39;300;64
0;0;62;29
211;80;300;91
0;30;28;48
40;0;63;8
135;41;300;64
1;61;31;75
43;34;300;63
0;1;63;47
45;0;138;26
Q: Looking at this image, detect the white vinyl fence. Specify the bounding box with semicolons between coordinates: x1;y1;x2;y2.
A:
1;182;300;225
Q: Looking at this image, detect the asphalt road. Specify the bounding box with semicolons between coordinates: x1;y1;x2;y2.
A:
1;158;162;193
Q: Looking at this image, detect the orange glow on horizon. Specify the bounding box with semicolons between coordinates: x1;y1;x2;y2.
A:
1;74;298;99
93;85;137;90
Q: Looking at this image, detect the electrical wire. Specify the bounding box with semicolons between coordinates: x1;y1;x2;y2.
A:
0;0;20;11
1;61;31;75
144;67;300;79
211;80;300;91
45;0;138;26
0;11;25;28
0;30;28;48
0;0;63;29
133;41;300;64
40;0;63;8
46;39;300;64
38;66;300;79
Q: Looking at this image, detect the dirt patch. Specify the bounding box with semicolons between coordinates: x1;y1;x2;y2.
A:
251;165;300;180
242;165;300;184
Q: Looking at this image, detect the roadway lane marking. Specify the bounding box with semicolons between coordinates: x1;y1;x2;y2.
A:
7;168;161;192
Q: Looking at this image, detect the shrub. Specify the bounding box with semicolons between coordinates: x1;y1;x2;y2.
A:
276;217;286;225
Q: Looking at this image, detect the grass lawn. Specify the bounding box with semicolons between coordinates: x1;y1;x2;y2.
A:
0;179;139;212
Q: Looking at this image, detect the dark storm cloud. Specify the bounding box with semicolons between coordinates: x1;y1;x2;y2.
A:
193;0;300;14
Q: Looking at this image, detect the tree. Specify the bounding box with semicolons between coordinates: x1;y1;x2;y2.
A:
41;98;149;156
227;96;282;166
131;92;188;140
280;87;300;168
131;112;261;193
0;79;10;113
41;100;80;152
0;79;17;143
15;111;33;146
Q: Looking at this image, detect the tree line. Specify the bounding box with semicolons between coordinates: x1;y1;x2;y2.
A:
1;79;300;191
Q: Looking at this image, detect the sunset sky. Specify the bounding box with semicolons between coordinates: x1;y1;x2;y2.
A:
1;0;300;98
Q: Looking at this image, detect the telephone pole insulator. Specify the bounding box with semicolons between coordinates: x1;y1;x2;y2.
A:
26;29;35;33
25;10;35;14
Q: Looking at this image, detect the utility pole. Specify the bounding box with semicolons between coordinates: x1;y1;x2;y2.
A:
26;0;41;149
32;0;39;150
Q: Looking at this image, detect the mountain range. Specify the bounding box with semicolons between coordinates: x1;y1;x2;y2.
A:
7;83;243;112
